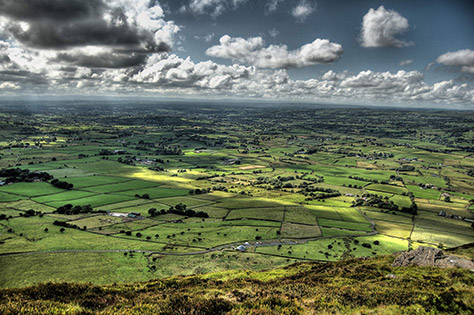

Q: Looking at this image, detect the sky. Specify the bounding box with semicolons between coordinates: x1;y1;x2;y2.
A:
0;0;473;108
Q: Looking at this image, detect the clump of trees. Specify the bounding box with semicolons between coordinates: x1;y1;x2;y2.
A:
398;164;415;172
51;179;73;190
348;175;380;184
149;166;165;172
154;145;183;155
212;185;228;192
303;187;341;199
0;168;76;191
0;168;52;183
352;193;418;215
55;204;104;215
148;203;209;218
19;209;41;217
400;203;418;215
117;156;136;166
98;149;126;156
390;175;404;181
189;188;211;195
53;220;80;230
353;194;399;211
135;193;150;199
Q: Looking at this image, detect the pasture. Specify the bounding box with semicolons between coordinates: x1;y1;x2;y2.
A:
1;105;473;288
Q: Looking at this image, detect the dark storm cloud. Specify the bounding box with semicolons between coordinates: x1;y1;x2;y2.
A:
0;69;48;84
54;52;148;69
0;53;11;64
0;0;105;21
0;0;171;53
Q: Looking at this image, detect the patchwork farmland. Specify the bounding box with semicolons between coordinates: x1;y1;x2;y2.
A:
0;103;473;288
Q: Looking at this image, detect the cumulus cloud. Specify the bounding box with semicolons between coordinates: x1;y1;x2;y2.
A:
0;2;471;107
206;35;343;68
0;0;104;21
1;41;473;105
291;0;315;22
129;53;253;92
360;6;412;48
0;81;20;89
186;0;247;17
53;50;148;69
0;0;179;69
0;0;176;52
340;70;423;89
436;49;474;74
319;70;473;104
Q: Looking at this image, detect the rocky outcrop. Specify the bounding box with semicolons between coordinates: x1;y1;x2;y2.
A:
392;246;474;270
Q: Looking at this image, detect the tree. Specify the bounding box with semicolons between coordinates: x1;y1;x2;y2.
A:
60;228;65;233
148;208;157;216
44;228;48;232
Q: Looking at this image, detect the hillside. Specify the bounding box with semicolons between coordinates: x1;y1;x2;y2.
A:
1;245;473;314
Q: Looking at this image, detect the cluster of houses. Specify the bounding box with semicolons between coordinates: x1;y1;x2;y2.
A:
420;184;438;190
235;241;264;251
438;210;474;224
138;159;154;165
223;158;240;165
400;157;419;162
108;211;143;219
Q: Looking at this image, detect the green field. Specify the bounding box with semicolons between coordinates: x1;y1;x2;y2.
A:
0;105;473;289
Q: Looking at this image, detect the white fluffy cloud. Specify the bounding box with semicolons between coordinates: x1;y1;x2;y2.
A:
125;57;474;105
186;0;247;17
360;6;412;48
206;35;343;68
292;1;315;22
131;53;252;90
436;49;474;74
2;42;473;106
0;2;472;107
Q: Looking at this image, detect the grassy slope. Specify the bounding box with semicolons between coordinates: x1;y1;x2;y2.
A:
0;246;473;314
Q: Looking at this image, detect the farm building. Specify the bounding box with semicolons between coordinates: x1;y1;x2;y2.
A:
236;245;246;252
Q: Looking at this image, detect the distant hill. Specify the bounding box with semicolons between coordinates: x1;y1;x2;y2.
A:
1;245;473;314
